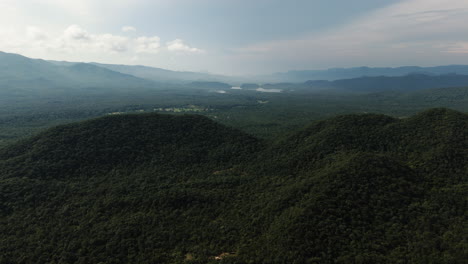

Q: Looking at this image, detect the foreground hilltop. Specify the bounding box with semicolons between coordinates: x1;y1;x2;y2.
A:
0;113;260;179
0;109;466;263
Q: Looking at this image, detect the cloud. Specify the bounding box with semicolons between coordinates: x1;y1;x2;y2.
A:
95;34;129;52
63;24;90;41
10;25;205;56
231;0;468;72
0;24;205;67
135;36;161;54
167;39;204;53
57;25;129;53
122;26;136;33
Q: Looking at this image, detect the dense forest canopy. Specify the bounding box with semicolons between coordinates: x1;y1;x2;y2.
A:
1;109;466;263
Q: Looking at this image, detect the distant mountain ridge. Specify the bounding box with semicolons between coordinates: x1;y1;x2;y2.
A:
0;51;155;92
272;65;468;82
90;63;231;83
46;58;233;83
4;51;468;93
303;73;468;92
188;81;232;89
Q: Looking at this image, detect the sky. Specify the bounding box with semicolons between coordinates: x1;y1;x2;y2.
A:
1;0;468;75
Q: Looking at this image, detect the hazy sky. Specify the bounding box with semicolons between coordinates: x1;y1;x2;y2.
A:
1;0;468;75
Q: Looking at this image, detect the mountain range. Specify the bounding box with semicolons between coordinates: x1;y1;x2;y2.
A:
0;51;154;90
302;73;468;92
90;63;231;83
5;51;468;89
272;65;468;82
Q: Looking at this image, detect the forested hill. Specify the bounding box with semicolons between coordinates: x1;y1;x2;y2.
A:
0;113;261;179
0;109;467;263
238;108;467;262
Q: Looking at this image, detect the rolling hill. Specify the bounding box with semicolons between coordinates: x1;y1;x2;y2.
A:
0;109;466;263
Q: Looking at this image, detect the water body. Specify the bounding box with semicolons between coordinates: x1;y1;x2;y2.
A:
256;88;282;93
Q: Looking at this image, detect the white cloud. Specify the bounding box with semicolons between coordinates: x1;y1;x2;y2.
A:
63;25;90;41
0;24;207;64
56;25;129;53
95;34;129;52
122;26;136;33
167;39;204;53
135;36;161;54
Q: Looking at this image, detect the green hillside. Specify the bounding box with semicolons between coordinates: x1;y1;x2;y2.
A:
234;108;467;263
0;109;466;263
0;114;260;180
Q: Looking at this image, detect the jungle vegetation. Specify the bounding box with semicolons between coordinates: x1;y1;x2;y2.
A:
1;108;466;263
